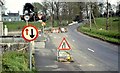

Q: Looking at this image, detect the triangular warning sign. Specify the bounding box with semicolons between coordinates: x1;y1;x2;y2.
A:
58;38;71;50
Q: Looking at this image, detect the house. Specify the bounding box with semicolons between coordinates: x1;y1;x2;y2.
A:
2;12;21;21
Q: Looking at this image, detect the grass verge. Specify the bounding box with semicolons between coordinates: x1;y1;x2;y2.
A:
2;51;36;72
3;21;50;31
78;17;120;44
78;27;119;44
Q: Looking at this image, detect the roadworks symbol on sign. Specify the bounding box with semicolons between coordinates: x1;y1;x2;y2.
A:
58;38;71;50
22;24;38;42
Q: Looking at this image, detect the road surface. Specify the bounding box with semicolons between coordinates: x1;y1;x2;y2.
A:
34;23;119;71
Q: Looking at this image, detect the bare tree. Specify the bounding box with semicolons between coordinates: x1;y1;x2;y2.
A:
32;2;42;13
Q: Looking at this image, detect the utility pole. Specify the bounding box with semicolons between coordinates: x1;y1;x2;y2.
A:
0;0;4;36
89;2;92;31
52;2;54;27
0;6;2;21
106;0;109;30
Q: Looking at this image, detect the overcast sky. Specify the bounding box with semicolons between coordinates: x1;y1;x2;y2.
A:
4;0;118;15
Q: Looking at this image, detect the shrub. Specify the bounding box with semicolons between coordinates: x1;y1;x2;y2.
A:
2;51;30;71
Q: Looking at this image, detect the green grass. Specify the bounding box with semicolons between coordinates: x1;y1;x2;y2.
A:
2;51;29;71
0;54;2;73
2;51;36;72
50;20;68;27
3;20;68;31
78;17;120;44
84;17;119;32
3;21;51;31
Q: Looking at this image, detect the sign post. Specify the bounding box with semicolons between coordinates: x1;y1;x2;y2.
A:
24;15;30;26
38;14;46;35
29;41;32;70
22;23;38;70
41;22;46;34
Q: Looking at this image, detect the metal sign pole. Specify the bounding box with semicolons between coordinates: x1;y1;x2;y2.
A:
25;18;32;70
43;25;44;36
26;20;28;26
57;49;58;61
22;17;38;71
29;42;32;70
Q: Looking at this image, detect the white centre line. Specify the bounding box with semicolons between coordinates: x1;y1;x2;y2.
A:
88;64;95;67
72;40;75;42
45;65;58;68
88;48;95;53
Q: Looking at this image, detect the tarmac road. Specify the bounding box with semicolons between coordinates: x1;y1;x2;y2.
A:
34;23;119;71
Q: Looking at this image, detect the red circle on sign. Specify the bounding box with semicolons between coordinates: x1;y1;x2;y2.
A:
22;24;39;42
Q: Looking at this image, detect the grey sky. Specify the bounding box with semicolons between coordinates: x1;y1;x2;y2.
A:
4;0;118;15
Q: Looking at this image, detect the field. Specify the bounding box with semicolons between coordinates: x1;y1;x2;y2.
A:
3;20;68;31
78;17;120;44
3;21;51;31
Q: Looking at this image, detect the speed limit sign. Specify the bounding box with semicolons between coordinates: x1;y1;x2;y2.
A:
24;15;30;21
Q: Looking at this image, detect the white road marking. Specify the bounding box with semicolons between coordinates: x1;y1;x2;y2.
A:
88;64;95;66
72;40;75;42
88;48;95;53
45;65;58;68
78;64;95;67
78;65;82;67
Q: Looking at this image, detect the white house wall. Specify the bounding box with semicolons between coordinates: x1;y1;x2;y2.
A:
2;16;21;21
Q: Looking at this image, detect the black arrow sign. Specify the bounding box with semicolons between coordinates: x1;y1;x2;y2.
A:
30;29;35;38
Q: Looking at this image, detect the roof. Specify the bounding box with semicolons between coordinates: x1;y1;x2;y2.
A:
7;13;19;16
2;13;19;17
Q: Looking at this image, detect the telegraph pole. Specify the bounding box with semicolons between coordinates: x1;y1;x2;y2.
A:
89;2;92;31
0;1;4;73
0;0;4;36
106;0;109;30
0;6;2;21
